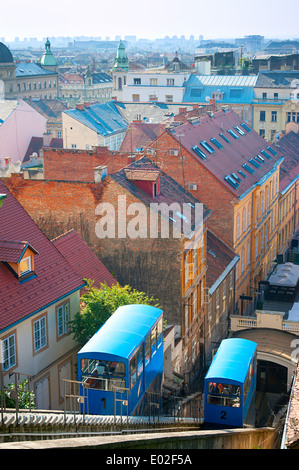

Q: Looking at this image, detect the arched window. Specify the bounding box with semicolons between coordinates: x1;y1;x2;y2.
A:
242;208;246;233
236;214;240;239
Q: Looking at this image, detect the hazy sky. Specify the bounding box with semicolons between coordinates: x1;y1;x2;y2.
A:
1;0;298;42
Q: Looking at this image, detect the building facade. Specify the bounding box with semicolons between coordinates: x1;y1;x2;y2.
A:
143;108;284;314
253;71;299;141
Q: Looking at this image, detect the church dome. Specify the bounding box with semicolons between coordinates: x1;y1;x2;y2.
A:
0;42;14;63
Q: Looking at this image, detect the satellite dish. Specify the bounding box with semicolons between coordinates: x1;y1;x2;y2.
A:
205;96;211;101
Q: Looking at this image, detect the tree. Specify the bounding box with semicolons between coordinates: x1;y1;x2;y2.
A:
71;281;160;346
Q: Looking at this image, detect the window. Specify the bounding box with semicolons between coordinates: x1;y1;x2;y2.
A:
20;256;31;276
57;302;69;337
271;111;277;122
227;129;239;139
57;131;62;139
165;95;173;102
200;141;215;154
219;133;231;144
150;78;158;86
132;94;140;102
167;78;174;86
192;289;197;319
133;78;141;85
274;92;278;99
2;333;16;371
149;94;157;101
262;92;267;99
185;304;189;332
192;336;197;363
210;137;223;149
192;145;207;160
242;208;246;233
259;129;265;138
259;111;266;122
236;214;240;239
241;247;245;273
34;315;47;352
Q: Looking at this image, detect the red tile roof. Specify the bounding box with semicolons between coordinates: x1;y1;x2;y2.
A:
0;240;38;263
52;229;117;288
206;230;239;290
0;181;84;332
170;109;284;198
273;131;299;192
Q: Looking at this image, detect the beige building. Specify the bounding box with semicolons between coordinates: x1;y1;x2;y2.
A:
253;71;299;141
60;69;113;107
62;101;128;151
0;39;59;101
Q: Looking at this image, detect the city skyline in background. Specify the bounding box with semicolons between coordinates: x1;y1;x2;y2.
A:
1;0;298;44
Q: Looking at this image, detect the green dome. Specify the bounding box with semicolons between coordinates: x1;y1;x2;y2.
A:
41;38;58;67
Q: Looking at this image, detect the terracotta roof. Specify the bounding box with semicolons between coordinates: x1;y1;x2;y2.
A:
59;73;84;85
273;132;299;192
52;229;117;288
119;122;166;153
170;109;284;198
0;181;84;332
206;230;238;291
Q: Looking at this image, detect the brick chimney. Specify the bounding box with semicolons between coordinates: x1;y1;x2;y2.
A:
76;104;84;110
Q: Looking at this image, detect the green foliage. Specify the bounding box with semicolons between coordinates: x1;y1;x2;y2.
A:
70;280;160;346
1;379;35;409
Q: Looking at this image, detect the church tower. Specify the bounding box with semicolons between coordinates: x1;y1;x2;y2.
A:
111;40;129;101
40;38;58;73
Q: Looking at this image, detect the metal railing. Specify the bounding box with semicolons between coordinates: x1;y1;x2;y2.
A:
63;378;90;423
0;368;34;424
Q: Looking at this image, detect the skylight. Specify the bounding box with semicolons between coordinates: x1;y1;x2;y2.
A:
232;172;242;183
256;155;265;163
225;175;239;189
219;133;230;144
227;129;239;139
210;138;223;149
241;123;252;132
266;146;277;155
238;170;247;178
200;141;215;154
249;158;260;168
260;150;272;159
192;145;207;160
242;163;255;174
234;126;245;136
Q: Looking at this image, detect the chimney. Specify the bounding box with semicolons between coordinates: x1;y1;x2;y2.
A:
43;132;53;147
4;157;11;166
76;103;84;110
84;102;91;108
94;165;108;183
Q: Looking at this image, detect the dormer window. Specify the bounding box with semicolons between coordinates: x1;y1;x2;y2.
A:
0;240;38;282
20;256;32;276
124;167;161;198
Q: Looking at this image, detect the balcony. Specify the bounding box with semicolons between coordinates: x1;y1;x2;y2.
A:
230;308;299;335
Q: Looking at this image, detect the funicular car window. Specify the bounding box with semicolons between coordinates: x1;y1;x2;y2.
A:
80;358;126;390
207;382;241;407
